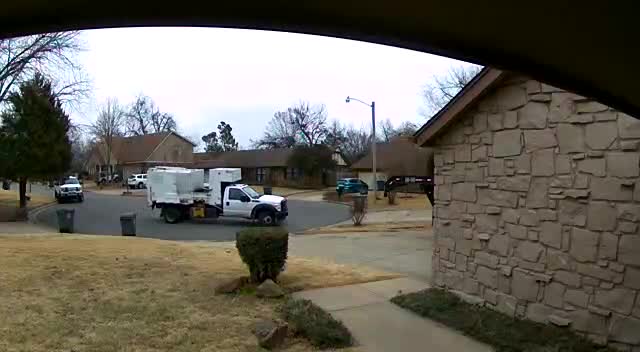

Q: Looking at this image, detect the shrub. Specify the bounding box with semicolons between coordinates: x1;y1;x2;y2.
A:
236;227;288;283
391;289;615;352
280;298;353;349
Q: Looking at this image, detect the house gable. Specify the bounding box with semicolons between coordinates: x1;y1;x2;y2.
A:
428;72;640;349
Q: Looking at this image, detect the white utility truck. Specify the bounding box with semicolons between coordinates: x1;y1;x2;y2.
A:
147;167;288;225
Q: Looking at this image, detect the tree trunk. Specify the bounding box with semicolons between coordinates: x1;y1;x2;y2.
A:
18;177;27;209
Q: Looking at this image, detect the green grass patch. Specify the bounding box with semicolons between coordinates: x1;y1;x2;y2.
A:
391;289;614;352
280;298;353;349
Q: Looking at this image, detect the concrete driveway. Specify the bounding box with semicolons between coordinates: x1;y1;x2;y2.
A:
289;230;433;280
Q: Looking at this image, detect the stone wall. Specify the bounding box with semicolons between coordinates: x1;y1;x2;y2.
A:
431;75;640;350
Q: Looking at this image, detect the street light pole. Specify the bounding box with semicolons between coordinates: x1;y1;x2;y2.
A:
371;101;377;199
346;96;378;200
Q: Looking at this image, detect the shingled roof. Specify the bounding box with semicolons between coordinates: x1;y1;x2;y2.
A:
93;131;195;164
350;136;433;176
193;148;296;169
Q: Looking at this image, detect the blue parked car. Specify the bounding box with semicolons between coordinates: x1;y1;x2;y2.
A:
336;178;369;195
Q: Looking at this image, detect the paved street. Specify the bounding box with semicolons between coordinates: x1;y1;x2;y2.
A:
34;191;351;241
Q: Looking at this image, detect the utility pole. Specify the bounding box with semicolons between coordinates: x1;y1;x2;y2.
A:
346;96;378;200
371;101;377;199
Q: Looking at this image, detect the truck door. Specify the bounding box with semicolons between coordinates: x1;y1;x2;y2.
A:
225;188;253;217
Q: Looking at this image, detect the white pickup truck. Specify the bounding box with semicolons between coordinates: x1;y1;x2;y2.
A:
147;167;288;225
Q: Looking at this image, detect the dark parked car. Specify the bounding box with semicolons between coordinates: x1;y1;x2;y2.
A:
336;178;368;195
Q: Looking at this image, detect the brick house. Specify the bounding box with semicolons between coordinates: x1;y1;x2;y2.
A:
86;131;195;181
193;148;348;187
415;68;640;349
350;135;433;190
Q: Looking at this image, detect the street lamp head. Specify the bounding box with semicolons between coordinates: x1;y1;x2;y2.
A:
345;96;350;103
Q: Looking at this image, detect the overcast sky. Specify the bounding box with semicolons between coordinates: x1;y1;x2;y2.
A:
73;27;474;149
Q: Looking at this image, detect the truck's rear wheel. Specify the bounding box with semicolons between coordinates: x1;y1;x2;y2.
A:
163;207;182;224
258;211;276;226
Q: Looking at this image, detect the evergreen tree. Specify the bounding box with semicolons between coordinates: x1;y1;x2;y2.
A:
0;73;71;208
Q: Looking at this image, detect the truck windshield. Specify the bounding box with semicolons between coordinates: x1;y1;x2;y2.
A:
243;186;260;199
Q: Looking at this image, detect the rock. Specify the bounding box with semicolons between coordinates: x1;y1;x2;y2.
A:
586;202;617;231
577;101;608;113
607;152;640;177
512;269;539;302
565;289;589;308
518;102;548;129
556;271;581;288
526;178;548;208
516;241;544;262
215;276;248;294
497;175;531;192
557;124;585;153
475;251;499;268
539;221;562;249
570;227;599;262
544;282;566;308
504;110;518;128
618;113;640;139
548;314;571;327
594;288;635;315
624;267;640;290
566;310;608;335
524;129;557;151
610;315;640;345
452;183;476;202
256;279;285;298
493;130;522;157
476;266;498;288
619;236;640;266
585;122;617;150
577;158;606;177
253;319;288;349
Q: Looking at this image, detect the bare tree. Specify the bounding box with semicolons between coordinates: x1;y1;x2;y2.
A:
289;101;328;146
379;119;396;142
89;98;125;179
251;111;298;149
422;65;482;117
342;126;372;163
0;32;89;109
395;121;418;136
324;119;347;149
125;94;177;136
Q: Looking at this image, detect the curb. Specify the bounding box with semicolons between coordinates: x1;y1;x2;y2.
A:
27;201;58;225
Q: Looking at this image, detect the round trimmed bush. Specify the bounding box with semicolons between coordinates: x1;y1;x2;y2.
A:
236;227;289;283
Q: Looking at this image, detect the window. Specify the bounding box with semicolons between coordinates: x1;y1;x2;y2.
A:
256;168;267;183
228;188;245;201
287;167;303;180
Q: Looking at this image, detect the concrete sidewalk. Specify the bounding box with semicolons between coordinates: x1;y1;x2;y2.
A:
290;230;432;280
293;278;493;352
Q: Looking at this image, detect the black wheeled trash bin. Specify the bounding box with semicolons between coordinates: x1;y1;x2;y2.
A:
120;212;137;236
56;209;75;233
263;186;273;195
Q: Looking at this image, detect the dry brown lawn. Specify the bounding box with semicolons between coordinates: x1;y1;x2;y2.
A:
0;234;394;351
323;191;429;211
0;189;54;208
250;185;323;197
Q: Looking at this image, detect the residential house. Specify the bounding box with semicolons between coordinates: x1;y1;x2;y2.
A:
415;67;640;350
350;135;433;190
193;148;348;187
86;131;195;181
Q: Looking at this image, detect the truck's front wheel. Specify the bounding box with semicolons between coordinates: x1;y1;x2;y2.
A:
258;211;276;226
163;206;182;224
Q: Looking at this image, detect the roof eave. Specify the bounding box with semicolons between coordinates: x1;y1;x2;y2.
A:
414;68;504;147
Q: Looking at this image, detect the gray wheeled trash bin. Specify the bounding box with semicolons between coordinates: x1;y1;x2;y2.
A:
56;209;75;233
263;186;273;195
120;212;137;236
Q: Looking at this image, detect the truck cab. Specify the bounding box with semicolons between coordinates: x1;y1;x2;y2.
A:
223;184;287;225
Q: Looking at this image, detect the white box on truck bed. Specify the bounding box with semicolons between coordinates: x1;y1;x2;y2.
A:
147;167;206;205
209;168;242;204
